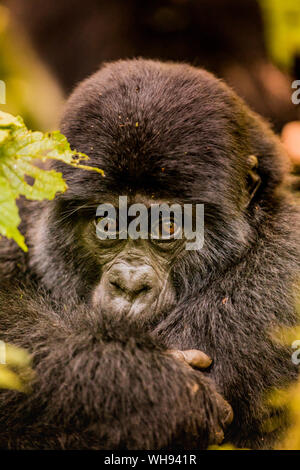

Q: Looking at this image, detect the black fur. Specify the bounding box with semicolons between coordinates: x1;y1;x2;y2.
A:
0;59;299;449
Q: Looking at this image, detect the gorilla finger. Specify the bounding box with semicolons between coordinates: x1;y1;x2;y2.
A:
213;427;225;445
167;349;212;369
181;349;212;369
215;391;234;427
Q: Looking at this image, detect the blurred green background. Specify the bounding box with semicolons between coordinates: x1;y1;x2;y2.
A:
1;0;300;135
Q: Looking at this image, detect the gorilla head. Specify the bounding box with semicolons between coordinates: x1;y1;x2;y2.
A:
28;59;287;326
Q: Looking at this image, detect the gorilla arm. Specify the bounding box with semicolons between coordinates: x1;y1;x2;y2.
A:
0;284;231;450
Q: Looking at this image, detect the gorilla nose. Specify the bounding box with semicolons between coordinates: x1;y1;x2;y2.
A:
108;264;155;301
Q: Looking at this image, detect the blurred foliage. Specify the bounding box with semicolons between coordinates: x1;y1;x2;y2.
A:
0;3;64;130
0;342;33;392
208;443;241;450
259;0;300;71
267;306;300;450
0;110;104;251
272;380;300;450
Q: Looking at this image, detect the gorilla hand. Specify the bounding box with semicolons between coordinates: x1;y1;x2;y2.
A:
168;349;233;445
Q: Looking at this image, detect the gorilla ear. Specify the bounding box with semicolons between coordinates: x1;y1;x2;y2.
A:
245;155;261;207
242;106;289;204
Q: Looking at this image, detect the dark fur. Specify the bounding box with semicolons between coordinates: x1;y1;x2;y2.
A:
0;59;299;449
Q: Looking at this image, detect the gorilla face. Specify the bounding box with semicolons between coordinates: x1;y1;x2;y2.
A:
85;194;181;320
28;59;281;325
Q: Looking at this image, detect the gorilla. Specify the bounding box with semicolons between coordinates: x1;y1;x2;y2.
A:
0;59;299;450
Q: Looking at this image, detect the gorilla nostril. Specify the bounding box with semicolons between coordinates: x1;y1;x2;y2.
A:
137;285;151;294
110;281;124;293
109;277;152;299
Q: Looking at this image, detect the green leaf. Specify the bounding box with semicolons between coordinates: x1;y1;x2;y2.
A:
0;111;104;250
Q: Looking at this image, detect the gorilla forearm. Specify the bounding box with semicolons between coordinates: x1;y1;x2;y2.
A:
0;287;227;450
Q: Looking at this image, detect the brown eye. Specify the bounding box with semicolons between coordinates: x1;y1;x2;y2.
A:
95;217;114;230
162;219;175;236
94;216;118;238
159;217;181;240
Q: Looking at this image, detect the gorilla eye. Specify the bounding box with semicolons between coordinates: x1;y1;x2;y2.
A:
162;218;176;236
95;216;115;229
152;216;181;241
94;216;119;239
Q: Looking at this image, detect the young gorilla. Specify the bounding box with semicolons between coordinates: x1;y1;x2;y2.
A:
0;59;299;449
